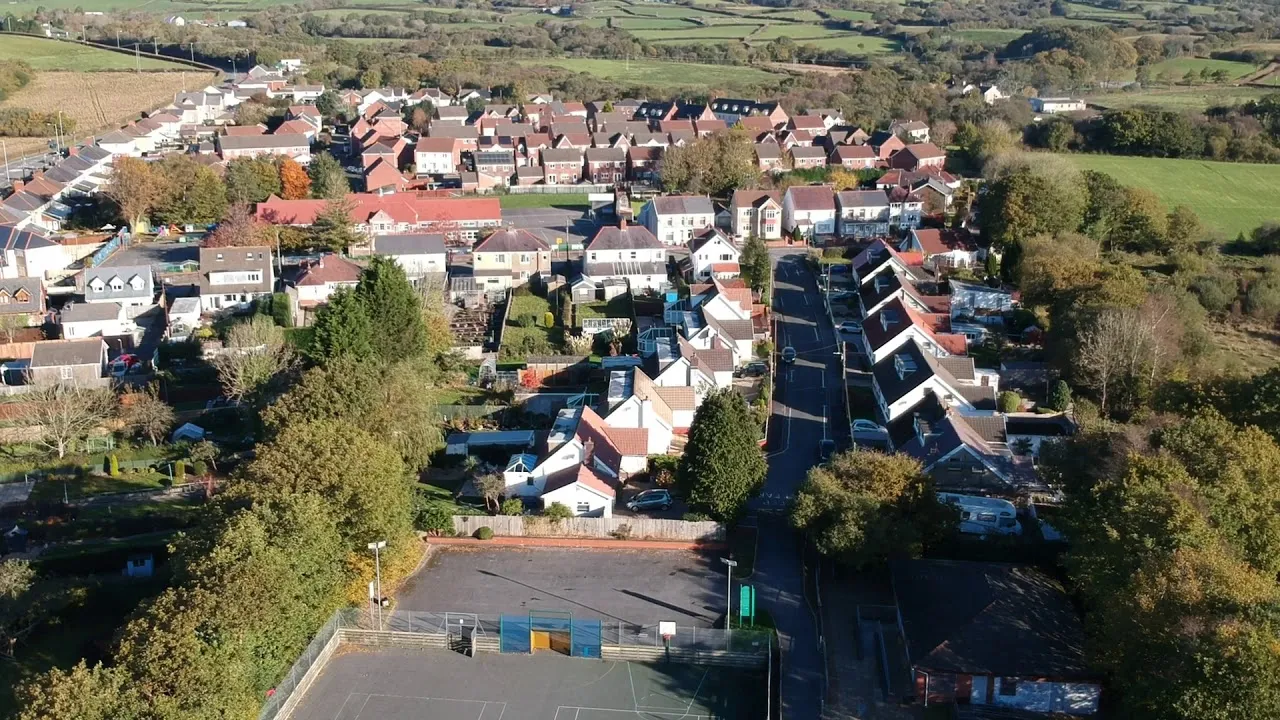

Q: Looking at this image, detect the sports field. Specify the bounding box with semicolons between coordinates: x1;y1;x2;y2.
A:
0;35;188;71
1055;153;1280;239
291;647;765;720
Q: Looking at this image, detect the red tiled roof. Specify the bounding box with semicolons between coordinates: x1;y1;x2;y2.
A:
604;426;649;456
737;117;775;133
293;254;362;286
416;137;458;153
913;229;976;255
224;124;267;136
364;158;404;191
255;194;500;226
274;119;314;136
710;262;740;274
543;463;617;498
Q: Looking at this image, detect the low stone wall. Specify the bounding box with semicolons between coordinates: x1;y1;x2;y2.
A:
452;515;724;541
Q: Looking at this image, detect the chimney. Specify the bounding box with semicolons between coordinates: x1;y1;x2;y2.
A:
10;180;23;193
67;146;77;157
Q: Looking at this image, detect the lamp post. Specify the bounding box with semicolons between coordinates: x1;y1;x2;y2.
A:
367;540;386;629
720;557;738;631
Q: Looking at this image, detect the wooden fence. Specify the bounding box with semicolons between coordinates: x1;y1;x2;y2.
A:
452;515;724;541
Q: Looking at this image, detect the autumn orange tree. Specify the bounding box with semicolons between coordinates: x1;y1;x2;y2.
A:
103;157;169;233
277;157;311;200
203;204;267;248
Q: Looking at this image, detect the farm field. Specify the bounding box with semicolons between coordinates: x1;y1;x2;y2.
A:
1085;84;1273;111
951;28;1026;44
513;57;784;89
0;35;188;71
0;70;216;158
1054;153;1280;239
789;34;901;54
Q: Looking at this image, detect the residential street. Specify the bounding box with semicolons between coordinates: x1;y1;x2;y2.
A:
752;249;850;720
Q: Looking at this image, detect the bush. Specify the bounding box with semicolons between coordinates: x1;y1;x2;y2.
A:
515;314;537;328
193;460;208;477
544;502;573;522
174;461;186;483
611;523;633;540
474;526;494;540
998;391;1022;413
107;454;119;477
499;497;524;516
683;512;712;522
543;311;555;328
1047;380;1072;412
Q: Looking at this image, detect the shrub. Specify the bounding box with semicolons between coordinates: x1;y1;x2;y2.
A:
414;500;455;535
174;461;186;483
544;502;573;522
474;526;494;540
683;512;712;522
108;454;119;477
1047;380;1072;412
997;391;1021;413
515;314;537;328
193;460;208;477
611;523;633;540
543;311;555;328
499;498;524;516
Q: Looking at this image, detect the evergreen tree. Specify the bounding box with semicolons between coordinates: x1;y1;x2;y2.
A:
308;151;350;200
740;234;772;297
308;288;374;364
356;256;427;361
308;199;360;253
677;388;766;520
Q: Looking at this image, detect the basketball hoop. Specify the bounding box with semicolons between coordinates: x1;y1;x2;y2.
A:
659;621;676;655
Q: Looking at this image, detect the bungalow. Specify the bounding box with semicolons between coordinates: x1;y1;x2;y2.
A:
782;185;836;239
858;297;967;365
59;301;136;340
373;233;447;280
504;406;627;517
901;229;981;271
889;142;946;172
950;279;1016;327
639;195;715;247
1030;97;1086;114
253;195;502;244
890;559;1101;714
0;277;44;331
730;189;782;241
288;254;363;308
582;221;668;293
687;227;740;282
0;223;64;281
888;120;930;143
870;339;996;423
851;239;924;285
197;246;275;313
603;368;675;456
82;265;153;307
472;229;552;290
27;338;108;386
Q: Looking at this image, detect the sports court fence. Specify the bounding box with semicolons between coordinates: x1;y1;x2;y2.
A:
259;608;774;720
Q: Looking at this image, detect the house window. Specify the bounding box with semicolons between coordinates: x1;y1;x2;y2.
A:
496;254;506;263
519;254;530;264
630;251;637;259
110;279;124;291
575;502;590;513
60;366;72;380
590;253;597;261
526;477;534;486
0;294;8;305
999;678;1018;696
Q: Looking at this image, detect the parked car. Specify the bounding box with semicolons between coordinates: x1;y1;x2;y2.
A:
109;354;139;377
627;489;673;512
740;361;768;377
838;320;863;334
819;439;836;461
828;290;855;301
852;419;888;434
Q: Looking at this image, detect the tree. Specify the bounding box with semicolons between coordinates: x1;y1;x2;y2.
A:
16;663;144;720
791;450;953;567
202;204;264;248
997;390;1022;413
308;151;350;200
1166;205;1204;253
979;165;1086;251
277;157;311;200
356;256;427;361
677;388;766;520
315;89;343;118
20;384;116;458
308;198;360;253
103;157;169;233
1048;380;1072;411
224;156;282;204
0;314;28;344
499;497;523;516
189;439;219;473
119;383;175;446
658;128;757;195
739;234;771;297
307;288;375;364
155;155;227;227
475;473;506;512
983;249;999;279
827;168;859;191
210;315;294;405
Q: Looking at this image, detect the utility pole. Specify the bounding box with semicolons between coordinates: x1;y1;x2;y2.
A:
720;557;737;631
116;29;120;48
2;140;9;183
134;43;140;73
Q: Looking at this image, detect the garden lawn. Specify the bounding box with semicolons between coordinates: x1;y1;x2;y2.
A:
502;288;565;359
512;58;784;89
0;35;187;71
1054;153;1280;239
497;193;589;210
574;294;633;325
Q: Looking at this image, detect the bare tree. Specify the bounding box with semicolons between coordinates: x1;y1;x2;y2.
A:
0;315;27;345
210;315;294;404
20;384;117;458
1077;309;1131;416
119;383;175;445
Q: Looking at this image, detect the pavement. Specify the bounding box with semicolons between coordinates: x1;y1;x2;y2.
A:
750;249;850;720
396;547;727;627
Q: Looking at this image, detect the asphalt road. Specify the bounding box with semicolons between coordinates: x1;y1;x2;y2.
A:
751;249;849;720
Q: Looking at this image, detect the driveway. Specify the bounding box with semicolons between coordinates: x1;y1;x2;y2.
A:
749;250;849;720
397;547;728;627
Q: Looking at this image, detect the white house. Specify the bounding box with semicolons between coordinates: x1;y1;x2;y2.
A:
0;226;66;281
852;239;922;285
1030;97;1086;114
639;195;716;247
889;120;930;143
730;189;782;241
871;340;997;423
373;233;446;280
687;228;740;282
901;229;981;271
288;254;362;306
414;137;457;176
501;406;633;517
836;189;892;238
83;265;153;307
582;222;668;293
59;302;136;340
980;84;1006;105
949;279;1016;327
198;246;275;313
782;186;836;239
858;298;968;365
603;368;675;456
166;296;201;341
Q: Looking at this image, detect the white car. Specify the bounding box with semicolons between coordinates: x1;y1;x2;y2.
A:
852;419;888;435
838;320;863;334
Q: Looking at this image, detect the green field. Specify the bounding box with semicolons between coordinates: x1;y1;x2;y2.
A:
1055;153;1280;238
646;25;759;41
514;57;784;88
952;28;1026;44
0;35;188;71
1085;85;1273;111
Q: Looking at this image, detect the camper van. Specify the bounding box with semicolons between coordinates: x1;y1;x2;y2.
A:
937;492;1021;536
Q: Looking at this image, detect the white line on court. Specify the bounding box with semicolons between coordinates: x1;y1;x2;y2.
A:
628;663;638;709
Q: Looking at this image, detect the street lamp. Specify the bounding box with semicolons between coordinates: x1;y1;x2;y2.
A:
367;540;387;629
720;557;738;631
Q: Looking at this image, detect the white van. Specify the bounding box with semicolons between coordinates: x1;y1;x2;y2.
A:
937;492;1021;536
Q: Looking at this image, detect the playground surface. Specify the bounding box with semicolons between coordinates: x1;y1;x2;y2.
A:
289;645;764;720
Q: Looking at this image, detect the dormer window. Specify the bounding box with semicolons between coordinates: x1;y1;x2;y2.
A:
0;292;9;305
89;278;105;292
13;289;29;303
128;276;144;290
109;277;124;291
894;354;917;380
880;308;899;331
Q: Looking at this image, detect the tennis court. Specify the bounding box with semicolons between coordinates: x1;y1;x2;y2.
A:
292;646;764;720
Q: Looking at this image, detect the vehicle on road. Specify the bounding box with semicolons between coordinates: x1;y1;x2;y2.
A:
627;489;673;512
837;320;863;334
819;439;836;462
827;290;855;301
781;346;796;363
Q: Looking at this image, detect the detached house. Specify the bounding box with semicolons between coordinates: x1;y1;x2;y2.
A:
582;222;668;293
901;229;981;271
415;137;460;176
585;147;627;184
198;246;275;313
687;228;740;281
472;229;552;290
789;146;827;170
59;301;136;340
836;190;892;238
288;254;363;310
730;190;782;241
27;339;108;386
503;406;624;517
541;148;584;184
82;265;153;307
890;142;946;172
871;339;996;423
373;233;447;281
782;185;836;240
858;297;967;365
0;278;44;331
830;144;877;170
888;120;930;143
639;195;715;247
